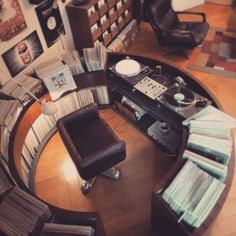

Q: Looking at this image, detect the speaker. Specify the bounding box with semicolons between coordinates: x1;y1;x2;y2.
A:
35;0;64;47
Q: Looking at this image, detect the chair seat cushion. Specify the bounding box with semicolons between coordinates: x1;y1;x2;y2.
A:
72;118;117;157
177;22;209;44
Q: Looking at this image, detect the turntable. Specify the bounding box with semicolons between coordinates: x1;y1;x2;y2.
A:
159;84;211;119
115;59;141;77
109;57;153;86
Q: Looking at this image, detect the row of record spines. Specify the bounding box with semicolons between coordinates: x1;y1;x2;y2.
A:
0;186;52;236
42;223;94;236
0;85;44;153
161;159;225;228
20;86;109;187
0;95;39;163
0;156;14;196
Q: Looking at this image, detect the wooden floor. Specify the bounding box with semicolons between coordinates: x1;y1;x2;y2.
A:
35;3;236;236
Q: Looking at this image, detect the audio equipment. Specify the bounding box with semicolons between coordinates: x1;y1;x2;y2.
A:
109;58;211;120
158;84;211;119
109;57;153;86
134;76;167;100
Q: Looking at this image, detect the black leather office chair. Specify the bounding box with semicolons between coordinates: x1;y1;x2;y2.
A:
149;0;209;57
56;103;126;194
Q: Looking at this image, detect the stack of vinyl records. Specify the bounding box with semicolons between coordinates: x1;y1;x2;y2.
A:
83;42;107;71
0;186;52;235
76;89;95;108
61;50;85;76
0;99;23;161
0;157;14;195
42;223;95;236
0;126;11;162
182;149;228;181
183;105;236;136
182;105;236;181
32;113;56;143
95;42;107;70
91;86;109;105
53;91;81;121
108;19;138;52
162;160;225;228
0;75;43;106
0;99;23;132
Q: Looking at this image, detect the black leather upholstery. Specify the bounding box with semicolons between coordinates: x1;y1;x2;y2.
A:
56;103;126;181
149;0;209;51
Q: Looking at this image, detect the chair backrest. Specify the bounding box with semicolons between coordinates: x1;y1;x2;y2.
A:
56;103;100;173
149;0;179;45
56;113;84;170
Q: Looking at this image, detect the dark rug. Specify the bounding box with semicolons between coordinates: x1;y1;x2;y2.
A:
187;26;236;79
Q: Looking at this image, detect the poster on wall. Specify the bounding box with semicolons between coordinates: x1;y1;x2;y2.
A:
36;0;65;48
0;0;27;41
2;31;44;77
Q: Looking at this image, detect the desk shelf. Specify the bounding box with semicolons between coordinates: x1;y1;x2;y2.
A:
106;52;235;236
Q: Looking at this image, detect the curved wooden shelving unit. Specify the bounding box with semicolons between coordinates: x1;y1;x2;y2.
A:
5;53;235;236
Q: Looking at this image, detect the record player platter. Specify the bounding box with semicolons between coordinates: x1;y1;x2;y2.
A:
163;86;195;109
115;59;141;77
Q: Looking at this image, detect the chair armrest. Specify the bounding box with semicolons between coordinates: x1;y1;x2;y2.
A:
164;28;195;43
176;11;206;22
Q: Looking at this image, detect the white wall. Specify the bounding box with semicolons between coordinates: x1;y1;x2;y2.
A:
0;0;206;85
172;0;205;11
0;0;75;85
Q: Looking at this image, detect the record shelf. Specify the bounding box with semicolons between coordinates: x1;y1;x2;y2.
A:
1;53;235;236
66;0;134;54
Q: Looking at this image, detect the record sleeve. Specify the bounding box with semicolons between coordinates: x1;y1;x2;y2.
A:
36;0;65;47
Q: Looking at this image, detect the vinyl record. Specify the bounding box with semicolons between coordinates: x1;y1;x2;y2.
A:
163;86;194;108
36;0;64;47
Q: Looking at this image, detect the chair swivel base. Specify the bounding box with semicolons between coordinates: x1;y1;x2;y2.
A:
162;47;189;59
101;167;121;180
80;167;121;194
81;177;97;194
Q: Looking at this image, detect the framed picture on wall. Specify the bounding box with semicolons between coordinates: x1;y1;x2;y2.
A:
0;0;27;41
35;0;64;48
2;30;44;77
